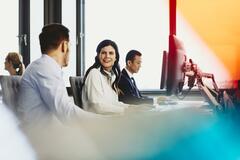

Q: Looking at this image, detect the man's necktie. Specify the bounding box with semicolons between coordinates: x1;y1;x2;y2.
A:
131;77;141;98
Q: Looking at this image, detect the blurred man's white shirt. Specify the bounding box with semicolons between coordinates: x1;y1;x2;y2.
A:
0;103;36;160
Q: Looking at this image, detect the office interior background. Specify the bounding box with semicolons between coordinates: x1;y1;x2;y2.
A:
0;0;239;90
1;1;240;159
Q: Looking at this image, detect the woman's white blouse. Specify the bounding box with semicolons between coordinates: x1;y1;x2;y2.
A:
82;68;128;114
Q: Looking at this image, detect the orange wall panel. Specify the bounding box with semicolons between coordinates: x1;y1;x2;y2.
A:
178;0;240;80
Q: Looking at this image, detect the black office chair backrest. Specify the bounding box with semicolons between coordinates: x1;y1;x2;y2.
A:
69;76;84;108
0;75;21;114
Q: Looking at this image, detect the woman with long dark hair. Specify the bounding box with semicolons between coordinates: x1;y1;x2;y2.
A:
82;39;128;114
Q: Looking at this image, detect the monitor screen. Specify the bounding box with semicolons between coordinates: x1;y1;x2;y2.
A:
166;34;186;95
160;50;168;90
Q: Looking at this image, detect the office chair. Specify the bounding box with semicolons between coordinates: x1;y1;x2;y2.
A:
69;76;84;108
0;75;21;114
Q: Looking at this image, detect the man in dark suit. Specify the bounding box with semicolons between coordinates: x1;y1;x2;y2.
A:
118;50;154;105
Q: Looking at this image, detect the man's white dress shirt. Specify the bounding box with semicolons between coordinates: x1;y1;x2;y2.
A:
18;54;89;124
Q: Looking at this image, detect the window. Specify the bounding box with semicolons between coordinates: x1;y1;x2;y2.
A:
85;0;169;90
62;0;76;86
30;1;43;62
0;1;18;75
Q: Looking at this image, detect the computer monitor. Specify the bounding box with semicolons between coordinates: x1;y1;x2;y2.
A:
165;34;187;96
160;50;168;90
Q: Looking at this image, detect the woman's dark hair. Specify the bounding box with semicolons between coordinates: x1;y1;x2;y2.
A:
83;39;121;93
6;52;24;75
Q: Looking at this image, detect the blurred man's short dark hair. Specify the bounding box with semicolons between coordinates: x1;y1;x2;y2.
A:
39;23;69;54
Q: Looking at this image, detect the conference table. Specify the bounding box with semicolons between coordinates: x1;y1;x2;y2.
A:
24;97;240;160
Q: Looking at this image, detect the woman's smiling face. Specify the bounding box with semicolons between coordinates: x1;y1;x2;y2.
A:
98;45;116;71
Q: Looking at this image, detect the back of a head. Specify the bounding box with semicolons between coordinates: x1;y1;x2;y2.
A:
125;50;142;65
39;23;69;54
5;52;24;75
